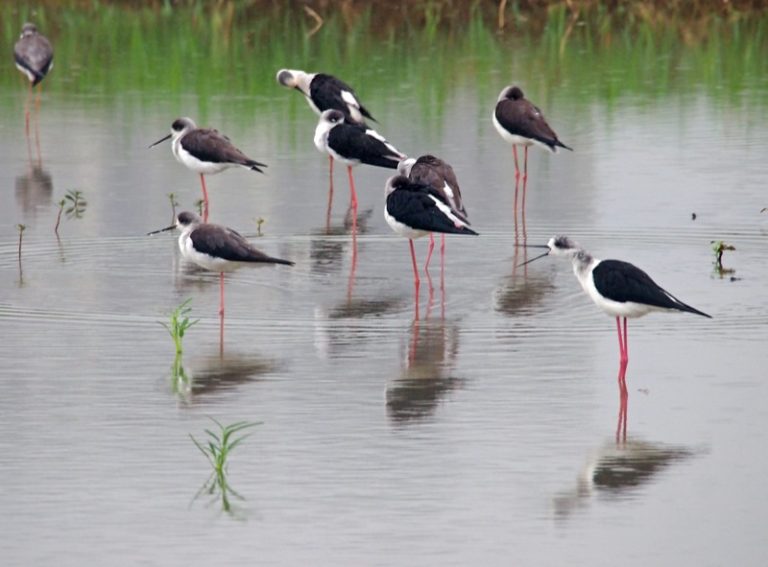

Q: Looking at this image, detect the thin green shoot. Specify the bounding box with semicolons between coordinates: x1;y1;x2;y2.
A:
710;240;736;276
256;217;265;236
190;418;261;485
54;190;88;235
160;298;198;355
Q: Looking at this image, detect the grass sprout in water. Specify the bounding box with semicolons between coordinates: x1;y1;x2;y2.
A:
190;418;261;515
711;240;736;276
54;190;88;235
161;298;198;355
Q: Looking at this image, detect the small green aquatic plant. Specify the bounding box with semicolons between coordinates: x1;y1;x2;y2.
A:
190;418;260;481
255;217;265;236
17;224;26;260
54;190;88;235
190;418;261;514
710;240;736;276
161;298;198;355
194;198;205;217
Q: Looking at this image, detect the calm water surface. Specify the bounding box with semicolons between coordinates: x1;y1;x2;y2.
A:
1;8;767;567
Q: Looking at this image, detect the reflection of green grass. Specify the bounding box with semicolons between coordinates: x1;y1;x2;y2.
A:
0;4;765;119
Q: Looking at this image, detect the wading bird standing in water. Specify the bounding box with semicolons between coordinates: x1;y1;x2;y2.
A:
522;236;711;369
398;155;469;275
315;110;405;210
493;85;572;181
384;175;477;310
277;69;376;197
149;211;293;318
150;118;267;223
14;23;53;136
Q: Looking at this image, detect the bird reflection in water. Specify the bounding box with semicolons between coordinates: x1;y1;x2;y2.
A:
170;350;276;404
15;163;52;217
386;294;463;423
309;206;372;276
495;174;556;316
553;439;696;520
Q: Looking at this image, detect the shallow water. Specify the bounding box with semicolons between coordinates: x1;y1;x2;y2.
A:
1;7;768;566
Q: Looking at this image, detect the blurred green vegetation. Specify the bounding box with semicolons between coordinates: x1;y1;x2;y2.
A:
1;1;765;115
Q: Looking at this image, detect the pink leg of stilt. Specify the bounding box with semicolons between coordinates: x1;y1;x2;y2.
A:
512;145;520;179
622;317;629;365
440;233;446;278
616;317;625;365
325;156;335;231
347;166;358;209
616;379;628;443
200;174;210;222
219;310;225;356
409;239;420;286
218;272;225;316
424;233;435;272
25;81;32;136
440;234;446;318
523;146;529;181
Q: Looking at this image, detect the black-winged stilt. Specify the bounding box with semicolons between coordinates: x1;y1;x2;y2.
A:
384;175;477;289
149;118;267;222
398;154;469;272
148;211;293;316
521;236;711;367
276;69;375;124
315;110;405;208
277;69;376;197
14;23;53;133
493;86;572;179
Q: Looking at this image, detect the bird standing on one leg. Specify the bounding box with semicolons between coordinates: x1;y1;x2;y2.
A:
315;110;405;209
150;118;267;223
148;211;293;317
521;236;712;370
493;86;572;181
398;155;469;274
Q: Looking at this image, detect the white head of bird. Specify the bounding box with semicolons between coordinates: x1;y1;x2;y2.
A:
396;157;416;177
149;117;196;148
522;235;595;275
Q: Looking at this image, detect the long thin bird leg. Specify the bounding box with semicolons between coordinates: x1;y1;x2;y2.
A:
25;81;32;136
424;233;435;273
410;239;421;319
347;165;358;209
440;233;446;283
199;174;210;222
616;379;628;443
218;272;226;317
512;145;520;180
622;317;629;366
326;156;334;231
523;146;529;182
616;317;626;368
409;239;420;287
